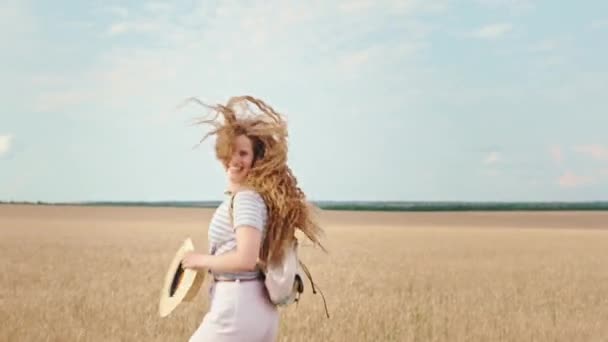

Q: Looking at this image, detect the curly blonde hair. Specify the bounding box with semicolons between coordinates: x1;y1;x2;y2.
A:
188;95;326;266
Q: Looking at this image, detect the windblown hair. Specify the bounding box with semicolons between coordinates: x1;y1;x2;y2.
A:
189;95;326;266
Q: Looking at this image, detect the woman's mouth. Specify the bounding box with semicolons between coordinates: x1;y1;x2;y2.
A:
229;166;243;173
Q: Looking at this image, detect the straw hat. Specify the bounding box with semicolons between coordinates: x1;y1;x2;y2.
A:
158;237;206;317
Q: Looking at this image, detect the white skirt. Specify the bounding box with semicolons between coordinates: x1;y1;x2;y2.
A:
189;279;279;342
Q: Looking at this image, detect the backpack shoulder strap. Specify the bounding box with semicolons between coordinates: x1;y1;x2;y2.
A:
227;190;239;228
227;187;255;227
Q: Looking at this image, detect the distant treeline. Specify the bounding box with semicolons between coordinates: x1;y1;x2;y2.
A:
316;201;608;211
2;200;608;211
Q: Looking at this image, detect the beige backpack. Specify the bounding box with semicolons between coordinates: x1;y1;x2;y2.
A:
229;194;329;318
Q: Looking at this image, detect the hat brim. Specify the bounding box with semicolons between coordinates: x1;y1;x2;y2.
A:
158;237;206;318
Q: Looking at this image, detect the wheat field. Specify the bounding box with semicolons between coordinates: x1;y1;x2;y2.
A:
1;204;607;342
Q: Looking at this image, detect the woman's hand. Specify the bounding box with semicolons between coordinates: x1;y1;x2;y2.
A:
181;252;207;271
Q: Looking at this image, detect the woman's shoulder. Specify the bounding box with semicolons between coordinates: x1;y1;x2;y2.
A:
231;187;268;220
232;186;265;203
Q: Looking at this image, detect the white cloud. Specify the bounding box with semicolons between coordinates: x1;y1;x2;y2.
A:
540;55;568;68
590;19;608;30
528;36;573;69
338;0;375;13
483;151;502;164
337;40;427;79
0;135;13;156
103;5;129;18
550;145;608;189
25;1;439;121
475;0;535;12
0;0;37;45
0;0;34;28
34;90;94;112
144;2;173;13
531;39;560;53
338;49;372;75
106;22;129;35
573;144;608;162
550;146;564;164
558;171;592;188
472;23;512;40
30;75;70;87
105;19;164;36
337;0;448;14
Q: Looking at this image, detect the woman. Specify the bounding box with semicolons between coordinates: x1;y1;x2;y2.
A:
180;95;326;342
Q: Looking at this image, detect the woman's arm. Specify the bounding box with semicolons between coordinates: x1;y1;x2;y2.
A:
182;226;262;273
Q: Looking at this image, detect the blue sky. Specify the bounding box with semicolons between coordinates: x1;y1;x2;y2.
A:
1;0;607;202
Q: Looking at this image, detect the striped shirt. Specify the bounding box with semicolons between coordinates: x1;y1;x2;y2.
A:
208;189;268;280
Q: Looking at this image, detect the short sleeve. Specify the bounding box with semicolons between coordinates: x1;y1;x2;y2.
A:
233;190;267;232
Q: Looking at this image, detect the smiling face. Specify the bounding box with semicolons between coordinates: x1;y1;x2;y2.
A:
226;134;255;187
